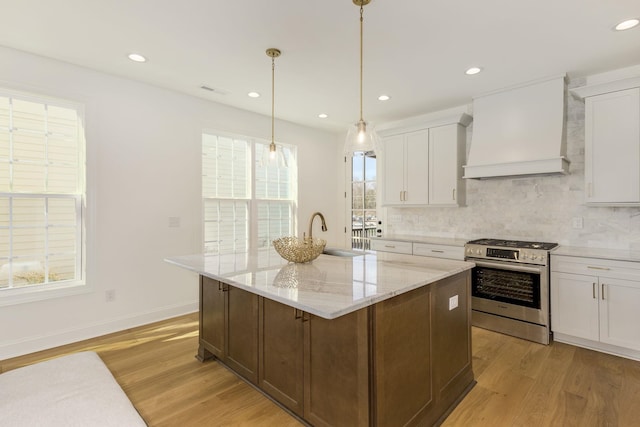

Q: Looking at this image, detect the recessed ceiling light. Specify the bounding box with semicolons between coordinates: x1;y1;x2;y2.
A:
128;53;147;63
248;92;260;98
378;95;390;101
615;18;639;31
465;67;482;75
318;113;328;119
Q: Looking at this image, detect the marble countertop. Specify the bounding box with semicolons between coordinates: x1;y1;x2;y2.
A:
370;235;468;247
166;249;474;319
552;246;640;263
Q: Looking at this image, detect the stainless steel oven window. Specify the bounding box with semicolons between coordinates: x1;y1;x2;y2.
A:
472;265;541;309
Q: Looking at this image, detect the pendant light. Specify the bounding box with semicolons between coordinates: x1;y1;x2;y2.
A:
266;48;280;161
344;0;380;155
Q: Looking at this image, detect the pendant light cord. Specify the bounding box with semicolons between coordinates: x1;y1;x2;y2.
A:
359;4;364;123
271;55;275;145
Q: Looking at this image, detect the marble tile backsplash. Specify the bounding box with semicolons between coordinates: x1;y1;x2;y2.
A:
386;77;640;250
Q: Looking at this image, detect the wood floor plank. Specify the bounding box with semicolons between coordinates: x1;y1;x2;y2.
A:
3;314;640;426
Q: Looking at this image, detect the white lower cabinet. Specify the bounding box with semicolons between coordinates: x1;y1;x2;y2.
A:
551;255;640;358
551;272;599;341
599;277;640;351
369;239;413;255
412;242;464;261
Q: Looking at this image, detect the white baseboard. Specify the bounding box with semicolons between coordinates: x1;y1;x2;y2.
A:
554;332;640;361
0;301;198;361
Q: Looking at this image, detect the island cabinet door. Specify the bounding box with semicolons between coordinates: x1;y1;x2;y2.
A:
199;276;225;361
372;285;434;427
225;286;259;385
303;309;370;427
432;272;473;412
258;298;304;417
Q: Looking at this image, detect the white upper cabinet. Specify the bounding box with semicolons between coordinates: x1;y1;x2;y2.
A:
585;88;640;205
378;110;470;207
381;130;429;206
429;124;466;206
572;78;640;206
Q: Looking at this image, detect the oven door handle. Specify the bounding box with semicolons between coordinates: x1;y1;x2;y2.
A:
471;260;544;274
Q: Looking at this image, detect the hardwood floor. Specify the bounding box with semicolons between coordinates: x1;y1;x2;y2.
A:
2;313;640;426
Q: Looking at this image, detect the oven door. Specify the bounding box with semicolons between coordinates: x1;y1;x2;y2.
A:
470;259;548;325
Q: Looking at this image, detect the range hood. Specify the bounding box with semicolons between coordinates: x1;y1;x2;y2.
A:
463;75;569;179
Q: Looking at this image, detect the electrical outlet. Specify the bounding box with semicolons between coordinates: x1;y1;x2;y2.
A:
449;295;459;311
572;217;584;229
105;289;116;302
168;216;181;228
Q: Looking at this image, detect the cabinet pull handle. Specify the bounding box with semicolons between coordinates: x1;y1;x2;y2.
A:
302;312;310;322
587;266;610;271
384;245;396;248
218;282;228;292
592;282;596;299
452;189;456;200
294;308;303;320
602;283;605;300
431;250;444;253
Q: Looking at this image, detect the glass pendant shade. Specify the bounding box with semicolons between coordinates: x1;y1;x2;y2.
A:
345;0;379;156
269;141;277;160
345;119;380;155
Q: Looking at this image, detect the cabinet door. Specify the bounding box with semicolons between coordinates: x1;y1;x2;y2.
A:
404;130;429;205
373;285;433;427
381;135;405;205
199;276;225;361
429;124;462;206
433;272;472;404
225;286;259;384
304;309;369;427
599;277;640;351
550;272;599;340
259;298;304;416
585;88;640;204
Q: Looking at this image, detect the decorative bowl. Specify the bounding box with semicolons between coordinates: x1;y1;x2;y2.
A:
272;236;327;263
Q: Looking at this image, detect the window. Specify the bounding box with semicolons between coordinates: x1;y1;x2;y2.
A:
0;90;85;298
202;132;296;254
350;151;377;250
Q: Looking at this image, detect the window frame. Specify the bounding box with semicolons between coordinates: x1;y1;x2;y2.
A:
202;130;297;255
0;88;87;306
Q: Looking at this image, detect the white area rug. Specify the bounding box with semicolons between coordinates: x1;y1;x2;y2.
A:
0;351;147;426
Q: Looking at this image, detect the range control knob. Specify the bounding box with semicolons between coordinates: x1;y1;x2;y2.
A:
521;252;528;260
476;249;481;255
531;254;538;260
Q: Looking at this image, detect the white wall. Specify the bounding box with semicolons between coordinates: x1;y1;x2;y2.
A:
385;72;640;250
0;46;344;360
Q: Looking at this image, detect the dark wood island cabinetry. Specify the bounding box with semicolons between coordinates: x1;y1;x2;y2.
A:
197;270;473;427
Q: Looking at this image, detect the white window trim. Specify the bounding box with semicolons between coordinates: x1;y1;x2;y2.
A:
0;88;87;306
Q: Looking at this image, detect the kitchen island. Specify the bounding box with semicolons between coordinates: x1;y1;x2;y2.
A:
166;250;475;427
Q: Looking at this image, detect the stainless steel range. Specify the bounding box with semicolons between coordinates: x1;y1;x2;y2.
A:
464;238;558;345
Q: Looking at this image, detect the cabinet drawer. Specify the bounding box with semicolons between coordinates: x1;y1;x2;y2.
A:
370;239;413;255
413;243;464;260
552;255;640;282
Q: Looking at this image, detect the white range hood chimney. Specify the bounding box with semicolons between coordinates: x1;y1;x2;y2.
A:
463;75;569;179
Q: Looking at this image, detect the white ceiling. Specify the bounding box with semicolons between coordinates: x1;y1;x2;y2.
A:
1;0;639;133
